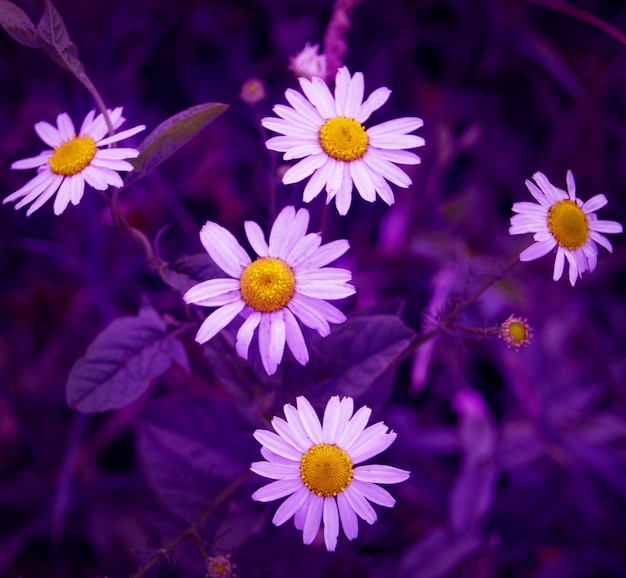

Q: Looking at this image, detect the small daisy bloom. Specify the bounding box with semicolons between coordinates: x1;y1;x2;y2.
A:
183;206;355;375
4;107;145;216
510;170;623;286
499;314;532;351
262;66;424;215
288;42;327;80
251;396;409;551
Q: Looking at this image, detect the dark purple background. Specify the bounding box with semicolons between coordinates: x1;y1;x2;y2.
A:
1;1;626;577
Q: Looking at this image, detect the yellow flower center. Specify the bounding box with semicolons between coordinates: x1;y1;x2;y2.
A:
547;200;589;250
239;257;296;313
318;116;368;162
48;135;97;176
300;443;353;497
507;321;527;344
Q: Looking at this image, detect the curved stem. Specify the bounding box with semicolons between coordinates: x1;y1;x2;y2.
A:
129;470;250;578
399;259;520;362
523;0;626;47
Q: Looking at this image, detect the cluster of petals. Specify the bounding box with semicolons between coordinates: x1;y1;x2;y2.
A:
288;42;328;80
510;170;622;286
183;206;355;375
4;107;145;216
251;396;410;551
262;66;424;215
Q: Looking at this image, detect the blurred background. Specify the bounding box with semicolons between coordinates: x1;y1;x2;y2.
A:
1;0;626;576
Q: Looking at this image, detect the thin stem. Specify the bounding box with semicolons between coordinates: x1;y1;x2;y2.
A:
398;259;519;363
129;470;250;578
77;73;116;138
523;0;626;47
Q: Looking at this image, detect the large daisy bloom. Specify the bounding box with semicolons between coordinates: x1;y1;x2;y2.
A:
510;171;622;286
183;206;355;375
4;107;145;216
251;396;410;551
262;66;424;215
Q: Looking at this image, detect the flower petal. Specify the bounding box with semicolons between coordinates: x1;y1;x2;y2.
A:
296;396;323;444
323;497;340;551
194;300;244;343
302;494;324;544
235;311;261;359
251;477;301;502
251;460;299;480
272;485;310;526
337;491;359;540
199;221;251;278
184;278;241;307
253;429;302;461
353;464;410;484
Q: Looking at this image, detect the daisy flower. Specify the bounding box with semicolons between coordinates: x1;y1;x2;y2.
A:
4;107;145;216
262;66;424;215
510;170;622;286
251;395;409;551
183;206;355;375
499;314;532;351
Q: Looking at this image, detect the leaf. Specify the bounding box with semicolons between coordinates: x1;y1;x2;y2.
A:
449;461;497;533
159;252;227;294
136;392;258;521
66;304;185;413
35;0;85;76
202;313;415;410
278;313;415;406
127;103;228;182
399;526;482;578
0;0;38;47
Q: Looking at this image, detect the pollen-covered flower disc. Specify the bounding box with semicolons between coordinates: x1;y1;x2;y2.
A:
251;396;410;551
261;66;425;215
509;170;622;286
183;206;355;375
4;108;145;216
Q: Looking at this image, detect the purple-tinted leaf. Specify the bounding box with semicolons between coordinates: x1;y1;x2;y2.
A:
136;392;258;521
203;313;415;410
449;461;497;533
399;526;482;578
66;306;184;413
278;313;415;407
159;252;227;294
127;103;228;181
0;0;38;47
35;0;85;76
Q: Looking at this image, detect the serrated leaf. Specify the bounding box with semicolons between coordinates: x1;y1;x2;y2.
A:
136;392;258;521
0;0;38;47
66;306;185;412
35;0;85;76
127;102;228;182
202;313;415;410
160;252;227;294
279;313;415;405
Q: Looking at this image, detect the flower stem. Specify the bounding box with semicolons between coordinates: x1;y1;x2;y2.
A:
523;0;626;47
129;470;250;578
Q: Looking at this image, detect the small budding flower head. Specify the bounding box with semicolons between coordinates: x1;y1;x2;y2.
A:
206;554;236;578
499;314;533;351
239;78;266;105
288;42;328;80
